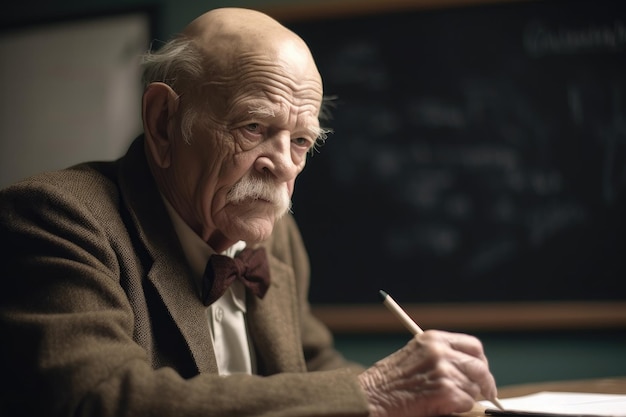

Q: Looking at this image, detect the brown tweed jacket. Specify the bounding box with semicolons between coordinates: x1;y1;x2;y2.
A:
0;136;368;417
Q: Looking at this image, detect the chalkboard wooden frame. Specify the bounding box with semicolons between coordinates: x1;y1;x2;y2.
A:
310;301;626;333
262;0;626;332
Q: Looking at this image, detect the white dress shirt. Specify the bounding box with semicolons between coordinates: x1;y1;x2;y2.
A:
162;198;256;375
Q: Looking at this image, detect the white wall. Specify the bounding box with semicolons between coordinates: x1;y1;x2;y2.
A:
0;12;150;188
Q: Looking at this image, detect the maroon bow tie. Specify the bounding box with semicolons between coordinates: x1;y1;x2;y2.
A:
201;247;270;306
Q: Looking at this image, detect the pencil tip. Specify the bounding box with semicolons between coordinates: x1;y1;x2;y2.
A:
492;397;505;411
378;289;388;301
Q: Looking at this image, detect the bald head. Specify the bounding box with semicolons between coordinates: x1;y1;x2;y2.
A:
183;7;295;44
182;8;320;83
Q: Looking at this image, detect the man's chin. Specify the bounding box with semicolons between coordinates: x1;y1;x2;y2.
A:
224;214;278;243
228;200;289;219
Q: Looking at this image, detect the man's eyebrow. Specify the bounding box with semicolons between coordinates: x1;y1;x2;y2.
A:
309;125;332;141
248;104;276;118
246;103;332;141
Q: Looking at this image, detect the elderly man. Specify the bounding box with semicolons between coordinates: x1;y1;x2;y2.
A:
0;8;498;417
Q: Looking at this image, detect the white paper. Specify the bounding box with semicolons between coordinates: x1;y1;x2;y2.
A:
480;391;626;416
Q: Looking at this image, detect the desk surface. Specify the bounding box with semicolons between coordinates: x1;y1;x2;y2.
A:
459;377;626;416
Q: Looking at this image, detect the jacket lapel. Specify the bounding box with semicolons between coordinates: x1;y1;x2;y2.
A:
118;136;218;374
147;254;218;374
247;253;306;375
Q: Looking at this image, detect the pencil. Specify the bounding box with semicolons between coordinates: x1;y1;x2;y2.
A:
378;289;505;411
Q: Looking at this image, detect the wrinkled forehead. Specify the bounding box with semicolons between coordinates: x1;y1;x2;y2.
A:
212;43;324;121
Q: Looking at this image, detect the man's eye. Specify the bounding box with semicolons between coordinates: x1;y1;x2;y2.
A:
244;123;261;133
292;137;311;147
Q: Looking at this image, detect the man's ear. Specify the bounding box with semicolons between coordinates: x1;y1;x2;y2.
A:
142;82;180;168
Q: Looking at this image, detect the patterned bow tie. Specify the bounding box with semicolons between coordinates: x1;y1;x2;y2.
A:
201;247;270;306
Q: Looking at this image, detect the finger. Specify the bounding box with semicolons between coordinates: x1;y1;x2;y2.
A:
452;353;499;401
418;332;498;402
418;331;486;357
445;332;489;362
446;356;485;396
430;383;478;416
421;362;482;414
449;337;500;400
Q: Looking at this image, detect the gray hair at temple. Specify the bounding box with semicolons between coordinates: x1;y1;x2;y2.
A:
141;37;203;92
140;37;204;144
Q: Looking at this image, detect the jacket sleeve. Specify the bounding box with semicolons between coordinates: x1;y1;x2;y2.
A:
0;177;369;417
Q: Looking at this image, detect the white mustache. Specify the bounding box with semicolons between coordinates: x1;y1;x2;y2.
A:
226;176;291;215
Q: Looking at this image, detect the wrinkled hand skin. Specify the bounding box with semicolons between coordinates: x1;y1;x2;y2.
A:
358;330;498;417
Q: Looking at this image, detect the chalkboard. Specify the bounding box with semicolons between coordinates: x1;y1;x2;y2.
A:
285;0;626;306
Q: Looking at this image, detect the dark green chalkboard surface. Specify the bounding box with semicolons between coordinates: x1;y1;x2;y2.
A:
283;0;626;308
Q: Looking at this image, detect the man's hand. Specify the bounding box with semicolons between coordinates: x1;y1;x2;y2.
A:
358;330;498;417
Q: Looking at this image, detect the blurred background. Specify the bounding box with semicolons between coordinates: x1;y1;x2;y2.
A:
1;0;624;388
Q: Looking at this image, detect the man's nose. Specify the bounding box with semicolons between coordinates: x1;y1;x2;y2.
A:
254;132;300;180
